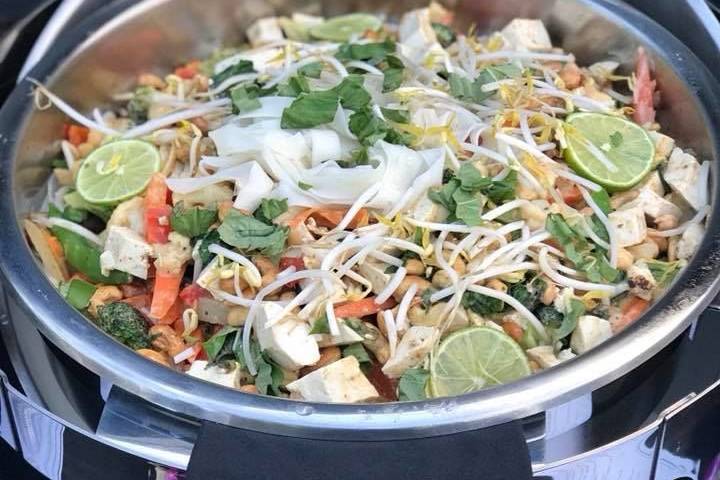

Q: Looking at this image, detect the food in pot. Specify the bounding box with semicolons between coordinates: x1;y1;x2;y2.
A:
25;3;710;402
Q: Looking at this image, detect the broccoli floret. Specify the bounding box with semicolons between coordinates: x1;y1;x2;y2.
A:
96;302;151;350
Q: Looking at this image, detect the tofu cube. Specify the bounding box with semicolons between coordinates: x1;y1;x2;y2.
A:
412;195;448;223
382;326;438;378
648;131;675;162
398;8;443;63
286;356;379;403
187;360;241;389
314;321;364;347
256;303;320;370
639;171;665;197
246;17;285;48
664;148;704;210
501;19;552;51
357;261;390;295
608;207;647;247
100;226;153;279
621;188;683;221
677;223;704;261
570;315;612;354
627;261;657;301
526;346;559;369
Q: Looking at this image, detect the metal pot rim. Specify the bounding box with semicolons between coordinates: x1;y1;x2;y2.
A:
1;0;719;440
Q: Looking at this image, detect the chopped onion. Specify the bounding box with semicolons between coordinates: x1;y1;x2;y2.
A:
375;267;407;304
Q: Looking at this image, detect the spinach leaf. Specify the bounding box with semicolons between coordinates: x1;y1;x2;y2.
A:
431;23;456;48
281;90;339;129
218;211;289;258
212;60;255;85
397;367;430;401
254;198;288;224
508;278;545;311
170;202;218;239
462;291;505;315
342;342;371;364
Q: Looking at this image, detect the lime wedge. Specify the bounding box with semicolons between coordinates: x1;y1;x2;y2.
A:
563;113;654;191
429;326;531;397
310;13;382;42
76;140;160;205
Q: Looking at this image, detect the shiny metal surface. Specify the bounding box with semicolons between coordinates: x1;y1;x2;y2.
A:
1;0;720;441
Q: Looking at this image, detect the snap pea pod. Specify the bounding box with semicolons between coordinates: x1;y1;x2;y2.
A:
60;278;97;309
51;227;129;284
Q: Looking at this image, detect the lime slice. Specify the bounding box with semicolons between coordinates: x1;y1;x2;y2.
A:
76;140;160;204
563;112;654;191
310;13;382;42
429;326;531;397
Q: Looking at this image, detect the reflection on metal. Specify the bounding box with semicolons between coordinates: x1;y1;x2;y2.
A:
0;372;17;449
544;394;592;441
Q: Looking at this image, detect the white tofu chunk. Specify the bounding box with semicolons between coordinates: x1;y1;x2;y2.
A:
382;326;438;378
398;8;444;64
246;17;285;48
501;19;552;51
608;207;647;247
640;171;665;197
411;195;448;223
570;315;612;354
314;321;364;347
677;223;704;261
557;349;576;362
107;197;145;235
627;261;657;301
648;131;675;162
286;356;379;403
621;188;683;221
187;361;241;389
357;261;390;295
526;346;559;369
256;303;320;370
664;148;703;210
100;226;153;279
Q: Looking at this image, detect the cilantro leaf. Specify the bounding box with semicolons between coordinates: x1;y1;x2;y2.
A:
281;90;339;128
398;368;430;401
254;198;288;224
218;210;289;258
170;202;218;239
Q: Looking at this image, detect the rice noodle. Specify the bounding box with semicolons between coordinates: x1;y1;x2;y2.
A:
375;267;407;304
121;99;231;138
538;248;627;295
383;310;398;358
395;282;418;332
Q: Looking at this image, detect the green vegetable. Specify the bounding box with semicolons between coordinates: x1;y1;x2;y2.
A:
462;291;505;315
298;181;314;191
218;210;289;258
508;278;545;311
51;227;129;284
298;62;323;78
281;90;339;129
96;302;151;350
51;158;67;169
381;55;404;92
277;75;311;97
229;84;262;113
235;338;284;396
609;131;623;148
203;326;239;362
519;327;538;350
170;202;218;238
431;23;456;48
254;198;288;224
451;188;484;226
348;107;413;146
448;63;521;103
196;229;222;265
309;13;382;42
309;314;330;334
397;367;430;401
64;191;114;222
212;60;255;86
127;86;153;124
536;306;564;327
550;299;585;342
335;39;396;62
338;147;374;168
589;188;612;215
60;278;97;310
342;342;371;364
645;259;683;288
380;107;410;124
334;75;371;111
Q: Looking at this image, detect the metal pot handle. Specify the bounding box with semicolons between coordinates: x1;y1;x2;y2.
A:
185;419;533;480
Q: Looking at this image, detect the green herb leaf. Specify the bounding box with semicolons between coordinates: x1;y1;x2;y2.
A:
212;60;255;85
298;181;314;191
196;229;222;265
380;107;410;123
462;291;505;315
551;298;585;342
451;188;484;226
381;55;405;92
229;84;262;113
277;75;311;97
484;170;518;204
64;191;114;222
537;306;564;328
431;23;456;48
342;342;371;364
508;278;545;311
203;326;238;362
590;188;612;215
254;198;288;224
448;63;521;103
397;367;430;401
170;202;218;239
281;90;339;129
609;131;623;148
334;74;371;111
51;158;67;169
127;86;153;124
428;178;460;212
298;61;323;78
646;259;683;288
218;211;289;258
335;39;396;62
309;314;330;334
456;163;491;191
255;351;284;396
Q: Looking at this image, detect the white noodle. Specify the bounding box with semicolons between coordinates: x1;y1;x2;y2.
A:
383;310;398;358
538;248;627;295
466;284;549;341
31;215;102;245
375;267;407;304
395;283;418;332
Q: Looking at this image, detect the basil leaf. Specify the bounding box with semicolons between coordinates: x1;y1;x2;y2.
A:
281;90;339;129
590;188;612;215
277;75;311;97
348;107;412;146
428;178;460;212
196;229;222;265
381;55;405;92
335;39;396;62
551;298;585;342
212;59;255;85
203;326;238;362
431;23;456;48
397;367;430;401
170;202;218;239
218;211;289;258
484;170;518;204
462;291;505;315
309;314;330;334
452;188;484;226
456;163;491;191
380;107;410;123
229;84;262;113
255;351;284;396
342;342;371;364
254;198;288;224
334;75;371;111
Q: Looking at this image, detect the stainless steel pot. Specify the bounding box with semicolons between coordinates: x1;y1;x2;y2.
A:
0;0;719;450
